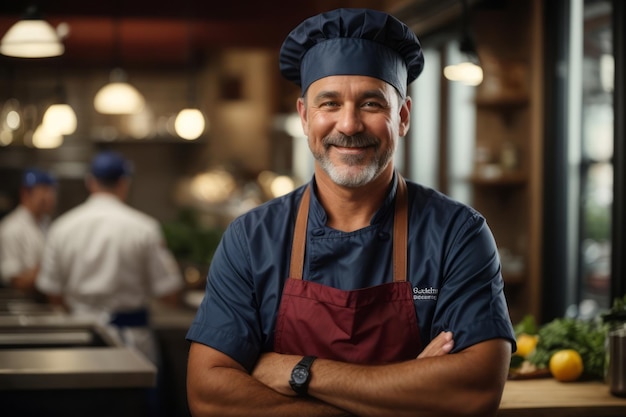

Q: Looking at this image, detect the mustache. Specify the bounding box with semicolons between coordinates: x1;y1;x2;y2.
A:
322;133;379;148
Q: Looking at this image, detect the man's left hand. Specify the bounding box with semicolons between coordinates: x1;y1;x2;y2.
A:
252;352;302;396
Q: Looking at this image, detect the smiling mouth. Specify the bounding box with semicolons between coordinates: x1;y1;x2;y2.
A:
332;145;371;154
323;133;379;150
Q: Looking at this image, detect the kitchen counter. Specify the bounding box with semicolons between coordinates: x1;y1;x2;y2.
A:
0;315;158;416
0;347;156;390
498;378;626;416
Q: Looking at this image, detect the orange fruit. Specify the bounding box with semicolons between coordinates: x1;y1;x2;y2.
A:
516;333;539;358
549;349;584;382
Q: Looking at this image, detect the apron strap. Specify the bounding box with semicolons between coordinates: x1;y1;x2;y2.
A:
289;185;310;279
393;175;408;282
289;173;408;281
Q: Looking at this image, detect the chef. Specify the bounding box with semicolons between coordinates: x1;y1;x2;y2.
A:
186;8;516;416
0;168;56;293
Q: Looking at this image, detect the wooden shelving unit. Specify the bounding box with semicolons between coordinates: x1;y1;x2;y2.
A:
469;0;544;324
469;171;527;187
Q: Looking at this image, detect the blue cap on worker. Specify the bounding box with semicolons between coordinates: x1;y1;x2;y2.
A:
22;167;56;188
279;8;424;98
90;151;133;182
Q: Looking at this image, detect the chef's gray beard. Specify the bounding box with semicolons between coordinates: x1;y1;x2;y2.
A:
312;133;393;188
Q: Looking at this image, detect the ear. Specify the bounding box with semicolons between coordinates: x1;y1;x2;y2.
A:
398;96;412;137
84;175;94;192
296;97;308;136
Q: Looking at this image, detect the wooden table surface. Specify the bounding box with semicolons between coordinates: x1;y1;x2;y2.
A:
498;378;626;417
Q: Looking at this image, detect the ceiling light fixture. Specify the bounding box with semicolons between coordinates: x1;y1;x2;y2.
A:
94;17;145;115
94;68;145;114
175;108;205;140
174;19;206;140
43;103;77;135
0;6;64;58
43;81;77;135
443;0;483;86
32;124;64;149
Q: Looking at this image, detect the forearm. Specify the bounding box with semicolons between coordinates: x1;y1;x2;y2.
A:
187;343;353;417
189;366;350;417
309;340;510;417
10;267;38;292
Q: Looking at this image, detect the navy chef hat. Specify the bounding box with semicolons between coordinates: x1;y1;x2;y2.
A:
22;168;56;188
279;8;424;98
90;151;133;182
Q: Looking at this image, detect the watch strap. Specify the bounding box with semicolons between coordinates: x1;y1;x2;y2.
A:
289;355;317;396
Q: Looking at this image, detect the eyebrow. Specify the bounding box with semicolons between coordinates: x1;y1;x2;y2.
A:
312;89;389;104
312;90;339;103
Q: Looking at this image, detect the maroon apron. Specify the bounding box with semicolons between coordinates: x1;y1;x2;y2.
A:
274;176;422;364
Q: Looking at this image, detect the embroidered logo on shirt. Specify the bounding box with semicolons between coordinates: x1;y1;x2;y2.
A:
413;286;438;301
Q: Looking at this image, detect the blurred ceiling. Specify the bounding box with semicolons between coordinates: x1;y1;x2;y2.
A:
0;0;404;68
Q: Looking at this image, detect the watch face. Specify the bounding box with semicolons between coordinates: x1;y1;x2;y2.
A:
292;367;309;384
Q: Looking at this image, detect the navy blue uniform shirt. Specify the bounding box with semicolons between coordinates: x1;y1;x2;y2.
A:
186;175;516;372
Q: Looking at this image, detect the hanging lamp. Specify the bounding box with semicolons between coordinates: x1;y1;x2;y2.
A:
32;124;63;149
43;80;77;135
94;18;145;114
42;103;77;135
0;6;64;58
443;0;483;86
174;20;206;140
94;68;145;114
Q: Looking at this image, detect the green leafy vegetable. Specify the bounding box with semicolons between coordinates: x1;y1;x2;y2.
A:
510;354;525;369
527;317;607;379
514;314;538;336
161;209;224;266
603;294;626;324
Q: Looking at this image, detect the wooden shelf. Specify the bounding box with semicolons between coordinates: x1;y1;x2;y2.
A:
475;93;529;109
469;171;527;186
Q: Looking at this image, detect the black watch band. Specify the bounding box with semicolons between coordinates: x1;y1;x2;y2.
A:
289;355;317;396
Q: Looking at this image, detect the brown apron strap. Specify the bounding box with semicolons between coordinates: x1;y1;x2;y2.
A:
289;173;408;281
393;176;408;282
289;186;310;279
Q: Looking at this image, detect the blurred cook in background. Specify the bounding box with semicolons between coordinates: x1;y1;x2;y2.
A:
36;150;183;363
0;168;57;293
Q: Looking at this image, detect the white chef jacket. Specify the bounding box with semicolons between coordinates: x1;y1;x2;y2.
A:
0;205;47;285
36;193;183;318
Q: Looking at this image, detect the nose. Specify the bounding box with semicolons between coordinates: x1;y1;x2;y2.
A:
336;104;364;136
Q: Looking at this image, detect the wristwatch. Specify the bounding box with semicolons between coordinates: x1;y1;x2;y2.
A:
289;355;317;396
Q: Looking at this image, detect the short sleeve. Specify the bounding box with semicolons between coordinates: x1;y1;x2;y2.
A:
432;213;517;352
185;220;264;372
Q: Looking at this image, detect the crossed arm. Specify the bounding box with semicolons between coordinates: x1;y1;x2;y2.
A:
187;332;511;417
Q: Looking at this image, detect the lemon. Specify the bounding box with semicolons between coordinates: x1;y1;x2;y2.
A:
549;349;584;382
516;333;539;358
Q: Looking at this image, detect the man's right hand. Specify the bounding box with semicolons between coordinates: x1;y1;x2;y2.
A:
417;331;454;359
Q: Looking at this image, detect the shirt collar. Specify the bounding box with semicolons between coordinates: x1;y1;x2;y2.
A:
87;192;123;204
307;172;398;228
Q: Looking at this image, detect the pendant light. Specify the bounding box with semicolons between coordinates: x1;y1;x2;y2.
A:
42;103;77;135
174;20;206;140
443;0;483;86
42;80;77;135
175;108;205;140
0;6;64;58
94;68;145;114
93;18;145;114
32;124;63;149
0;99;21;146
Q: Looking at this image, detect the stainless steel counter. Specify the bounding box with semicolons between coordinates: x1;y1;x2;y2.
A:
0;346;156;389
0;289;161;416
0;309;156;390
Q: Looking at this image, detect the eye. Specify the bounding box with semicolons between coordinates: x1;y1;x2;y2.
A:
319;100;339;108
361;101;386;110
